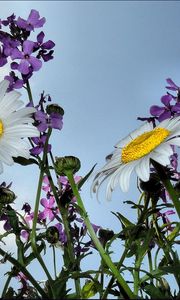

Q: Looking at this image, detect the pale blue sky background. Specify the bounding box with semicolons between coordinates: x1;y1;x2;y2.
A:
0;0;180;295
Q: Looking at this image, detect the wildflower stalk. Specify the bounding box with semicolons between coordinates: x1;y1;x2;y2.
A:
45;168;82;299
26;79;33;104
0;248;47;298
1;273;12;298
151;160;180;218
52;245;57;278
101;247;128;299
30;128;55;298
65;170;135;299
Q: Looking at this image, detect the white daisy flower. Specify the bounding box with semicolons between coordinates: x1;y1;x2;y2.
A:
0;79;39;173
92;117;180;200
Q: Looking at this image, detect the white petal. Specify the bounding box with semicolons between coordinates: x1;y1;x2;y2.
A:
118;162;135;192
135;156;150;182
151;152;170;166
0;80;9;101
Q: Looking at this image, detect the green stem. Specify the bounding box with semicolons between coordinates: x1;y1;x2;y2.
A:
133;257;141;296
45;168;82;299
66;170;135;299
30;128;55;297
26;80;33;104
152;160;180;218
101;247;128;299
0;248;47;298
52;246;57;279
148;250;153;284
1;273;12;298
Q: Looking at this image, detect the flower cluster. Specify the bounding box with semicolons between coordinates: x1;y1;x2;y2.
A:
0;10;55;90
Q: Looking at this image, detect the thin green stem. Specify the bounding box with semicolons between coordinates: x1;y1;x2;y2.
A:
52;246;57;279
0;248;47;298
45;168;82;298
30;128;55;298
1;273;12;298
101;247;128;299
26;80;33;104
66;170;135;299
148;250;153;284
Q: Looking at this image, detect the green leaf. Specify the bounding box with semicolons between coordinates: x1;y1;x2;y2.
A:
140;269;167;283
81;280;101;299
112;212;134;227
138;228;155;258
78;164;97;189
167;223;180;241
13;156;38;166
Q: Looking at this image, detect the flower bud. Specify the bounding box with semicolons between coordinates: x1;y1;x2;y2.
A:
99;228;114;246
46;104;64;116
54;156;81;176
0;187;16;204
157;278;170;294
46;226;59;244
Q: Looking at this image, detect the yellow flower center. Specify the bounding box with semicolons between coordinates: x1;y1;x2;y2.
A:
121;127;170;163
0;120;4;137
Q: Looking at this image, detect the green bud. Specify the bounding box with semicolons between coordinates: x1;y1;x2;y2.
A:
0;187;16;204
46;104;64;116
46;226;59;244
158;278;170;293
54;156;81;176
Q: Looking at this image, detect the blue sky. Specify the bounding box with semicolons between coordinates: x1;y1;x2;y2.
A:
0;0;180;294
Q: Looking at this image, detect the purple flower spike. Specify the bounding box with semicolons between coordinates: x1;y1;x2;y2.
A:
11;40;42;75
39;196;57;221
16;9;46;31
30;135;51;155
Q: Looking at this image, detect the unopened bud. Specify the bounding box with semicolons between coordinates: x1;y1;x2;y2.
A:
46;104;64;116
54;156;81;176
46;226;59;244
157;278;170;293
0;187;16;204
99;228;114;245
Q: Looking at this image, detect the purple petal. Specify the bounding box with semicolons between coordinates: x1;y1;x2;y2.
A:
14;79;24;89
0;57;7;67
50;113;63;130
11;48;23;60
37;31;44;44
30;145;43;155
11;62;18;70
49;196;55;207
35;110;47;121
158;110;172;121
23;40;35;55
150;105;165;116
37;123;48;132
21;230;29;240
28;9;40;24
29;56;42;71
166;78;179;91
48;210;55;221
16;17;27;29
171;103;180;112
35;17;46;28
18;59;30;75
40;198;48;208
42;40;55;50
161;94;172;106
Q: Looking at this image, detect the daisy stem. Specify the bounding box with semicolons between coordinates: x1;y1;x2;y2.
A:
45;168;82;299
65;170;135;299
30;128;55;298
152;160;180;218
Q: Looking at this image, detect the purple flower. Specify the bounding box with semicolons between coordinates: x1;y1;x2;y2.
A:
0;213;11;231
11;40;42;75
42;175;51;193
16;9;46;31
55;223;67;244
150;94;173;121
2;36;20;57
35;31;55;50
4;73;24;91
35;110;63;132
39;196;57;221
157;210;175;231
30;135;52;155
